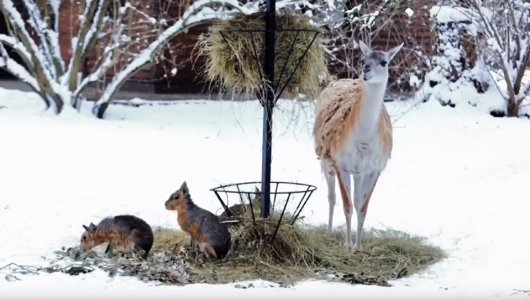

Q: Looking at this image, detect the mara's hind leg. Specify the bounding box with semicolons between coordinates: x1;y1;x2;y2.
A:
335;169;353;249
324;171;336;233
105;241;115;256
353;171;380;251
199;242;218;259
130;240;150;259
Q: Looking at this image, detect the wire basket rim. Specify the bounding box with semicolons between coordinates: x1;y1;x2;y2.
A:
210;180;317;195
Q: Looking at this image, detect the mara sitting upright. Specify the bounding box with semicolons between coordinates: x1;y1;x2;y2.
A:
314;41;403;251
165;181;231;259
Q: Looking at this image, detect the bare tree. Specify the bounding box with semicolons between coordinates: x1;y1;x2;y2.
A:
281;0;429;92
461;0;530;116
0;0;251;117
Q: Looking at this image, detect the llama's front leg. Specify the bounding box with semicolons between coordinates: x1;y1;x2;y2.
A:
324;172;336;233
353;172;379;251
336;170;353;249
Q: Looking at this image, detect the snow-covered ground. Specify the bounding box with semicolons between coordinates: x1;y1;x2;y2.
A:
0;86;529;299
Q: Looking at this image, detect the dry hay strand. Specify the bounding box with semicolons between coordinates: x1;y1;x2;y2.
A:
47;232;189;284
152;220;444;286
199;12;329;99
50;224;444;286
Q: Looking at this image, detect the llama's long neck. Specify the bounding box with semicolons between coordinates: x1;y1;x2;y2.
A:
358;81;386;137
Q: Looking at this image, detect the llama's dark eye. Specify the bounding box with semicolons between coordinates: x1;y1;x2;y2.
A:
380;61;387;67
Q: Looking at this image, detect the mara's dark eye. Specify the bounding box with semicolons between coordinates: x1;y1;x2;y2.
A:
380;61;387;67
82;236;86;240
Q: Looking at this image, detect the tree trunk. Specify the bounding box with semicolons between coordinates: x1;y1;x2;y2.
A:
94;102;110;119
507;96;519;117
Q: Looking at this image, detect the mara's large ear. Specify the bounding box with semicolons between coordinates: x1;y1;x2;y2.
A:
358;40;371;56
386;43;404;61
89;223;97;232
83;224;90;232
180;181;189;194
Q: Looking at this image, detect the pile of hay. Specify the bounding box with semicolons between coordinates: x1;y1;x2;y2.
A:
190;221;444;285
199;12;329;99
50;223;444;286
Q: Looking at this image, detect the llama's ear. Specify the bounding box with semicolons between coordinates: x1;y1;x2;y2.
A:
358;40;371;55
386;43;404;61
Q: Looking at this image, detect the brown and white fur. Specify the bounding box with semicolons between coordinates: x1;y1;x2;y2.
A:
314;41;402;250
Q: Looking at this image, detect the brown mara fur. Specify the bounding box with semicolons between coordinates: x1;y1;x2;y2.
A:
80;215;154;259
165;181;231;259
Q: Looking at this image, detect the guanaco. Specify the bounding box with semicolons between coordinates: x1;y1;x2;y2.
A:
314;41;402;250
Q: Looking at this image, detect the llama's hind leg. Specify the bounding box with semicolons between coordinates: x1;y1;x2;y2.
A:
353;172;379;251
336;169;353;249
324;171;336;233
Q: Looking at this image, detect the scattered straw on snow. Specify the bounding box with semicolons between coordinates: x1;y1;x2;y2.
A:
35;221;444;287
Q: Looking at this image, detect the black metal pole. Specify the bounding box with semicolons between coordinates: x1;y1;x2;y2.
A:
260;0;276;218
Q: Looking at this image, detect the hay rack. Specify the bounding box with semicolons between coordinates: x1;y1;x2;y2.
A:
211;181;316;242
208;0;321;241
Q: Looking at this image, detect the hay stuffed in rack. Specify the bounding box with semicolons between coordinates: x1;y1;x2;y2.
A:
199;12;328;99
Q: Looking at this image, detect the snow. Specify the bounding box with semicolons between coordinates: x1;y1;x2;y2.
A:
430;5;473;24
0;34;32;64
0;50;39;90
0;86;529;299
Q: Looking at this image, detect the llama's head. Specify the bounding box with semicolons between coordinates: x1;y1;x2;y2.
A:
358;41;403;84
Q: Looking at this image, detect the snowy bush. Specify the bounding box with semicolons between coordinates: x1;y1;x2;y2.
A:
465;0;530;117
419;5;490;108
422;1;530;117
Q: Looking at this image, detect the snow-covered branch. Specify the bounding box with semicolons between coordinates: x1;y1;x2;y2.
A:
74;47;115;98
66;0;110;95
0;34;33;67
0;43;39;91
93;0;253;118
21;0;63;79
0;0;65;112
1;0;255;116
0;0;55;83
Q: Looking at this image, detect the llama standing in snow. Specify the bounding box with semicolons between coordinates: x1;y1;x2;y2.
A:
314;41;403;250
